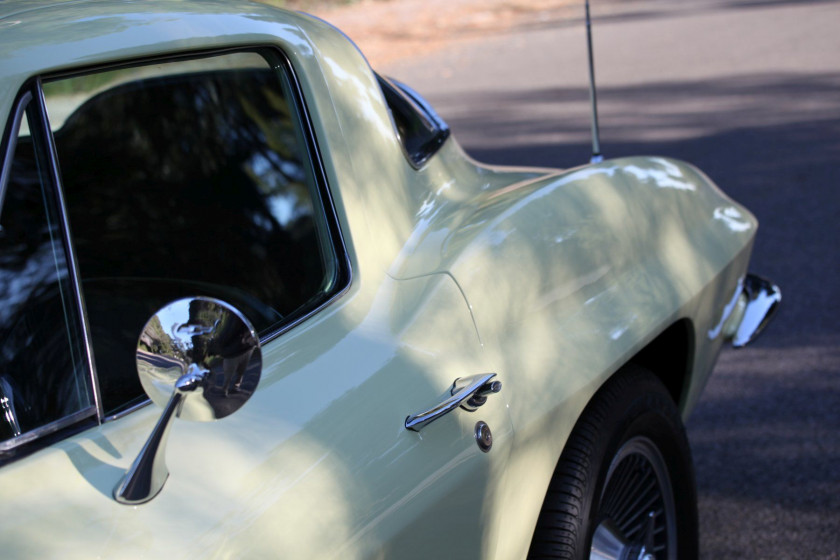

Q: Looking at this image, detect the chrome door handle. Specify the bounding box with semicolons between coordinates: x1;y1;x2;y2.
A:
405;373;502;432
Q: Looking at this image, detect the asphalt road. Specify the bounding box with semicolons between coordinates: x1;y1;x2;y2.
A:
384;1;840;557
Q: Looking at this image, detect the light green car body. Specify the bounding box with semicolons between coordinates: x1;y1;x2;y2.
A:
0;1;758;558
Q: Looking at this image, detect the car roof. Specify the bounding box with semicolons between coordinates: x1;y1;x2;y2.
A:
0;0;293;21
0;0;87;21
0;0;304;52
0;0;318;126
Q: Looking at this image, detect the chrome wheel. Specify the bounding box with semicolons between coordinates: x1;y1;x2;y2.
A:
590;437;677;560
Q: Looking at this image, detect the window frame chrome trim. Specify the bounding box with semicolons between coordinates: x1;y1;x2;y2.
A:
0;91;32;224
0;87;100;460
103;398;152;423
0;406;97;452
33;78;105;422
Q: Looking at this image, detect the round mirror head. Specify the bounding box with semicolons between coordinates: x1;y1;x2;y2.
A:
136;297;262;421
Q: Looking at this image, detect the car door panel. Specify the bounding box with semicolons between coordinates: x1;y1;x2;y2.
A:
0;272;513;559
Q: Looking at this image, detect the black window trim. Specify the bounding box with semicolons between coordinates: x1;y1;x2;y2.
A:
2;45;352;435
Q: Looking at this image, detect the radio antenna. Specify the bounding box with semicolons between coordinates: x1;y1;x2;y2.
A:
585;0;603;163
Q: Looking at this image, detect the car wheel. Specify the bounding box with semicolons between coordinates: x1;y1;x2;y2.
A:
527;364;698;560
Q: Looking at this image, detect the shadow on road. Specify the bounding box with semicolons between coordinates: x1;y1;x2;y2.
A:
490;0;840;38
689;343;840;556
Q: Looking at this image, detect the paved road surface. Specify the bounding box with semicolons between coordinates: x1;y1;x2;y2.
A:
383;1;840;557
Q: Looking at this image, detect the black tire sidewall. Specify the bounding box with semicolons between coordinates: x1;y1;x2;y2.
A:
527;365;699;559
584;369;698;559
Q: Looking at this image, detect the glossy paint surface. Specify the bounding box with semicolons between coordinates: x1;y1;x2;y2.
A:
0;1;757;558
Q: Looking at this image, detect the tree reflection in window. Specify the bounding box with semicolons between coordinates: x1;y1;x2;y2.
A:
0;101;92;444
43;51;340;415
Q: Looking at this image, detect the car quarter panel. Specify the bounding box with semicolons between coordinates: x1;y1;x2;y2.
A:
390;151;757;558
447;156;756;410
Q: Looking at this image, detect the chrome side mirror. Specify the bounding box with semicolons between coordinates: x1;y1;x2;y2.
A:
114;297;262;505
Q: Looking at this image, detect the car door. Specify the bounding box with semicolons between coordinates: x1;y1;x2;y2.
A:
0;48;514;559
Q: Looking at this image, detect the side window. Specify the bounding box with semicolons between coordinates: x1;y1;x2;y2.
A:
42;51;347;416
0;95;95;449
377;75;450;167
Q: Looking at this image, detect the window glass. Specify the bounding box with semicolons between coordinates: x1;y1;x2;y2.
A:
43;51;342;416
377;75;449;167
0;98;93;446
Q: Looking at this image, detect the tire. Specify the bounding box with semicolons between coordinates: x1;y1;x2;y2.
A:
527;364;698;560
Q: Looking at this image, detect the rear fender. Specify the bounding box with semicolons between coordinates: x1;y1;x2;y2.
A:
437;156;756;558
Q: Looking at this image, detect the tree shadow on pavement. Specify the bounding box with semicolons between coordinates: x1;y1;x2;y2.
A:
494;0;840;38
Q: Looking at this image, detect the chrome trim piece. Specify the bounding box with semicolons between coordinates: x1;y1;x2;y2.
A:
34;79;105;421
0;89;100;458
451;375;502;412
102;399;152;423
0;392;22;439
113;385;181;504
116;297;263;504
474;421;493;453
135;297;262;421
0;407;96;453
590;519;628;560
405;373;500;432
591;517;656;560
0;90;32;223
592;436;678;560
0;96;32;444
731;273;781;348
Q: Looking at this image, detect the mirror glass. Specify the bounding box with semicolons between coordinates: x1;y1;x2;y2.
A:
136;297;262;421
